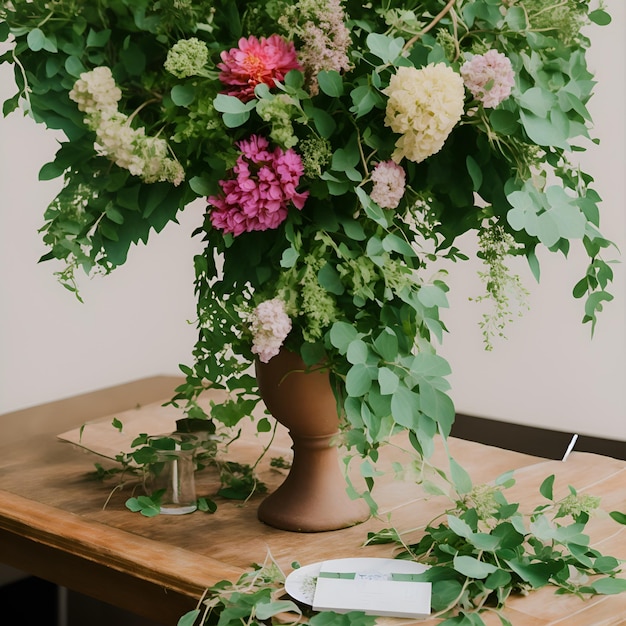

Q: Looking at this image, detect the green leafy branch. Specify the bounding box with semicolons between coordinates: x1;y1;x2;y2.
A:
86;417;268;515
178;553;377;626
366;472;626;626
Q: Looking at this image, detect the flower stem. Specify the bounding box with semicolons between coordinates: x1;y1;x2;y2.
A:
404;0;457;52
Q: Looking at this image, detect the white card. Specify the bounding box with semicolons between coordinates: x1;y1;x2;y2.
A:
312;561;431;618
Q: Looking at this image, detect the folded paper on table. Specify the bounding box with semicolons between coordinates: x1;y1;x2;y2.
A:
56;401;184;459
312;560;431;618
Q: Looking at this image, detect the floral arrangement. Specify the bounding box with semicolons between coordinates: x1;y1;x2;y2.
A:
2;2;624;623
0;1;616;490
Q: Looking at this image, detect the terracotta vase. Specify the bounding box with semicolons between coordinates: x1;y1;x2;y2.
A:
255;349;370;532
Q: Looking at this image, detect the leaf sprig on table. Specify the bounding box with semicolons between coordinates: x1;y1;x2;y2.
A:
87;418;269;514
366;472;626;626
178;555;377;626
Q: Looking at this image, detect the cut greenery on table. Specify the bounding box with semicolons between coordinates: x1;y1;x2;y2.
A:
177;472;625;626
86;417;272;515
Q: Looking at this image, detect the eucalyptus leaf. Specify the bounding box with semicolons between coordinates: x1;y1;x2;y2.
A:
318;262;345;295
453;555;498;579
505;558;557;588
485;568;512;590
317;70;344;97
420;381;455;433
189;176;213;196
518;87;556;118
86;28;111;48
171;85;196;107
65;55;87;77
466;156;483;192
505;6;527;30
417;285;449;309
410;353;452;377
588;10;612;25
590;577;626;595
346;339;370;364
382;233;415;257
609;511;626;525
304;104;336;137
390;386;420;429
345;363;373;397
519;110;570;148
366;33;404;63
329;322;358;351
373;328;398;361
539;474;555;501
447;515;474;539
255;600;300;620
378;367;399;395
449;458;473;495
177;610;201;626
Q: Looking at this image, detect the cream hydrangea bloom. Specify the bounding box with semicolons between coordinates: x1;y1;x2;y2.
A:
384;63;465;164
69;66;121;116
70;67;185;186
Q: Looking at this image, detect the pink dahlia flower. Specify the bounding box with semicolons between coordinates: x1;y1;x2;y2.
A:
461;50;515;108
218;34;302;102
208;135;309;236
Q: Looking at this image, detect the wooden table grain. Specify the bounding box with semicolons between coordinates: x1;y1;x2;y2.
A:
0;377;624;625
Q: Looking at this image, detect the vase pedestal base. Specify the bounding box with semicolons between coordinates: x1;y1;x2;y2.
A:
255;348;370;532
257;432;369;532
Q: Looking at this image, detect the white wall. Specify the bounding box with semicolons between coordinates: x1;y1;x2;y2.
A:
1;2;624;441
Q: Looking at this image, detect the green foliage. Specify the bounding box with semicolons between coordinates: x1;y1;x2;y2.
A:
366;473;626;623
179;466;625;625
470;223;529;350
176;556;378;626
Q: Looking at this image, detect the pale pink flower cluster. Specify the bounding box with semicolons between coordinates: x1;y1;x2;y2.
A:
370;161;406;209
69;66;121;115
460;50;515;108
218;34;302;102
208;135;309;236
384;64;465;164
296;0;352;95
69;67;185;186
250;298;292;363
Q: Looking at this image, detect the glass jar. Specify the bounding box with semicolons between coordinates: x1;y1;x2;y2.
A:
149;446;197;515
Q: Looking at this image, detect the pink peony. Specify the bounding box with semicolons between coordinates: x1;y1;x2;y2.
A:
461;50;515;108
250;298;292;363
208;135;309;236
370;161;406;209
218;34;302;102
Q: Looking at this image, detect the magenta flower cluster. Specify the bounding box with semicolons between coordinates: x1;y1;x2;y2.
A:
208;135;309;236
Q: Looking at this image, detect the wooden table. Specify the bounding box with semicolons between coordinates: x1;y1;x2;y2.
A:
0;377;624;625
